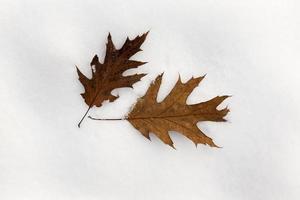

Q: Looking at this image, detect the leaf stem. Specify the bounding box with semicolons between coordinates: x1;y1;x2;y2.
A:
88;116;124;121
78;106;93;127
77;85;104;127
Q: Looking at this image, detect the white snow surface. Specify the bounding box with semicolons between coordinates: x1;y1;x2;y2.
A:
0;0;300;199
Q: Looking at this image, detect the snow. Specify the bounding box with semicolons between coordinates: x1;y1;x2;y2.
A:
0;0;299;199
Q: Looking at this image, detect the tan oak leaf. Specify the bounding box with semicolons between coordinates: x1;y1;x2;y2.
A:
126;74;230;148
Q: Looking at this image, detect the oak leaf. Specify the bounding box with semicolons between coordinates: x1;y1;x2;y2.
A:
77;32;148;127
126;74;229;148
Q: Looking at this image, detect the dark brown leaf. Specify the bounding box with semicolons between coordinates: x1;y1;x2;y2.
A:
77;32;148;127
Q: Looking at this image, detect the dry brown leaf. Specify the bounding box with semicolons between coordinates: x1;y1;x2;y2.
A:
77;32;148;127
127;74;230;148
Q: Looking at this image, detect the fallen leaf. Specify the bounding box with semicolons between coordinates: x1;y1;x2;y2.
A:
77;32;149;127
126;74;230;148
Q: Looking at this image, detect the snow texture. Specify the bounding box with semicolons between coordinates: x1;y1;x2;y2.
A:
0;0;299;199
